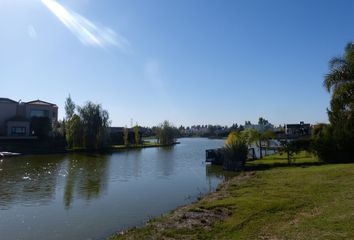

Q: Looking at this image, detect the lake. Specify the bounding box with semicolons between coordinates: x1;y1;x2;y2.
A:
0;138;232;240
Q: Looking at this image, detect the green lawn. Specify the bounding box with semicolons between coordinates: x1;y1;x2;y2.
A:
111;152;354;240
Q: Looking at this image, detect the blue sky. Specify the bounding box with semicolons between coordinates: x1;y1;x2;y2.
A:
0;0;353;127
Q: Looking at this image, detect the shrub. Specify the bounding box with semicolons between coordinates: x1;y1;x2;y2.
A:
312;123;354;163
223;132;248;170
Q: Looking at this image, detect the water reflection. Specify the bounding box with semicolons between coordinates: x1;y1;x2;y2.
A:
0;153;110;209
63;154;109;208
206;164;236;181
0;138;229;240
155;147;175;177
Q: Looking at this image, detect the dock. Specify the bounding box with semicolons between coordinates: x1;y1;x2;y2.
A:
206;148;257;165
206;148;225;165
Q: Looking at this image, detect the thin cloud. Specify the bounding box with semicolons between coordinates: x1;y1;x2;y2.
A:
41;0;129;49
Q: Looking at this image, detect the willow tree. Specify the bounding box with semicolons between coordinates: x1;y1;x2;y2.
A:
68;114;83;148
78;102;110;150
157;121;177;145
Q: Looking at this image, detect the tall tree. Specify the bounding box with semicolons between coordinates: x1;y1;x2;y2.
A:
324;42;354;123
314;42;354;162
78;102;110;149
65;95;76;120
134;125;140;145
124;127;129;146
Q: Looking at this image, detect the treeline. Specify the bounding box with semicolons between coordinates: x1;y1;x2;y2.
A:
50;96;179;150
174;118;279;138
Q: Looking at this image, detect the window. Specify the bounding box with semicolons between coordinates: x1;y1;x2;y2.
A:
30;110;49;118
11;127;26;136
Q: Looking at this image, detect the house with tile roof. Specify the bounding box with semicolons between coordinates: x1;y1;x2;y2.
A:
0;98;58;138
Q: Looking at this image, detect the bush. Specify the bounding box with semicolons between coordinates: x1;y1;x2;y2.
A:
312;123;354;163
223;132;248;170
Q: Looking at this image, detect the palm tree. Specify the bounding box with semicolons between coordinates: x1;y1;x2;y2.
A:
324;42;354;124
315;42;354;163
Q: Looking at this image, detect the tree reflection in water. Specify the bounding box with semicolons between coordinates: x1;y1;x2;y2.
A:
63;153;110;208
0;153;110;209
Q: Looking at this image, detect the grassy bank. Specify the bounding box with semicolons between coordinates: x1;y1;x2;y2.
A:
109;141;178;150
111;152;354;240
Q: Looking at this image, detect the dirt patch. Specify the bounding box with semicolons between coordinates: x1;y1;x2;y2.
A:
237;171;257;180
151;206;231;231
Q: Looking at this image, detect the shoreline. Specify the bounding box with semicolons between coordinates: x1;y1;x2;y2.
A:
0;142;180;157
109;171;249;240
110;152;354;239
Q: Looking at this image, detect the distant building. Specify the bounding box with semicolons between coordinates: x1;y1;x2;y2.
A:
285;122;311;138
0;98;58;138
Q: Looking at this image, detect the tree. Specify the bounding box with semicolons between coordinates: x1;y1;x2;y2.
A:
65;95;76;120
67;114;83;148
324;43;354;123
134;125;140;145
65;100;110;150
279;140;298;165
157;121;177;145
313;42;354;162
223;131;248;170
258;117;269;125
123;127;129;146
245;121;251;126
262;130;275;156
242;128;263;158
207;125;216;136
78;102;110;149
52;119;65;139
280;139;311;165
312;124;337;162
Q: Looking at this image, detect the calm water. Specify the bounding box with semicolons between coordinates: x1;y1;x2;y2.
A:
0;138;232;240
